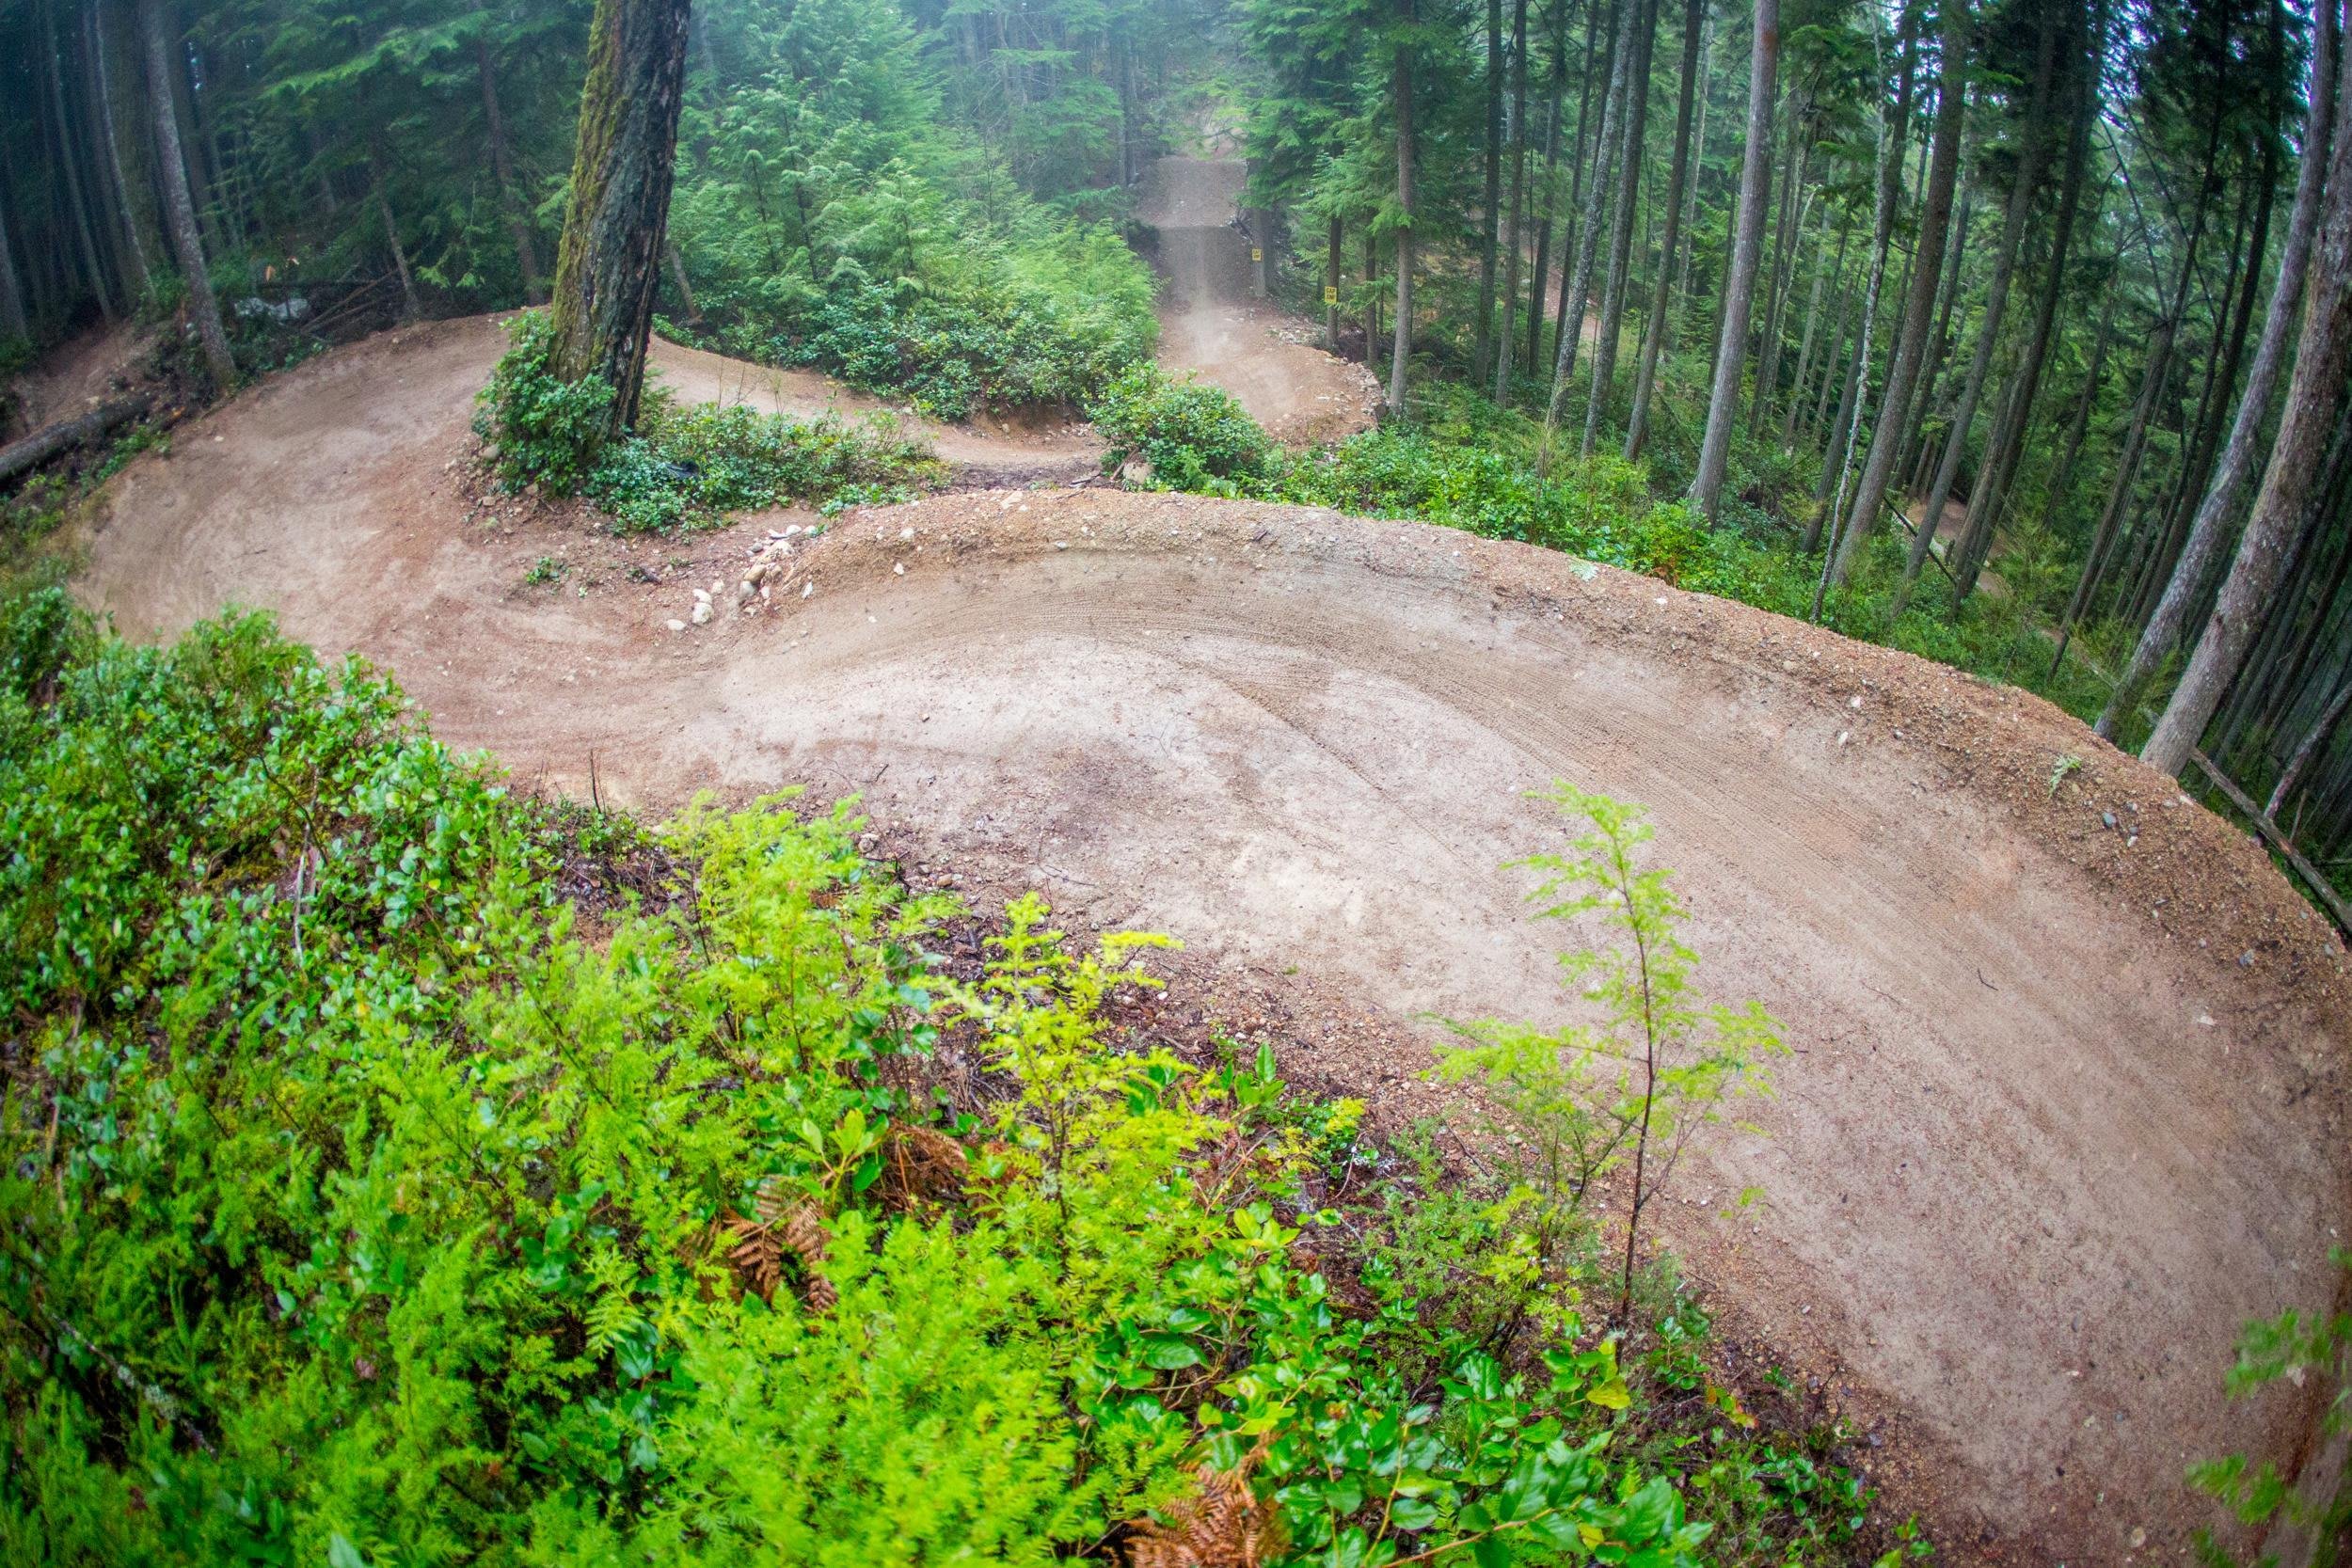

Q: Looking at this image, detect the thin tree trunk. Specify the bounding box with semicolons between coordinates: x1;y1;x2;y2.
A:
2270;676;2352;820
1522;0;1571;375
1477;0;1504;383
1669;4;1713;327
1496;0;1533;399
1828;0;1970;586
548;0;693;436
372;155;420;321
477;28;544;303
1747;115;1804;434
1783;207;1845;446
0;176;26;341
1327;215;1344;351
2142;30;2352;775
1390;0;1417;419
2101;5;2331;735
1551;0;1616;376
666;239;699;323
137;0;230;388
1689;0;1778;521
1625;0;1706;458
90;0;157;298
1364;227;1379;370
1540;0;1632;469
1808;0;1919;548
1583;0;1657;454
1896;1;2059;610
43;0;116;320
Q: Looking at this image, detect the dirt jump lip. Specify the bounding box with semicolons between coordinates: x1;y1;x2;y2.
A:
68;315;2352;1565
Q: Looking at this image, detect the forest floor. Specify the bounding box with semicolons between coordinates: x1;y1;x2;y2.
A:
60;309;2352;1562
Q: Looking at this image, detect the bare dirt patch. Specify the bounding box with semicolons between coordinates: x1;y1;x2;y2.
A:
68;320;2351;1566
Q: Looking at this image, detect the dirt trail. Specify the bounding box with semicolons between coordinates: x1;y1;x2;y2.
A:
69;316;2352;1564
1136;156;1383;444
644;337;1104;485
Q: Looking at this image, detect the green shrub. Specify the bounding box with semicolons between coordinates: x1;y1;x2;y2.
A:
1089;362;1273;489
476;310;944;533
474;309;619;494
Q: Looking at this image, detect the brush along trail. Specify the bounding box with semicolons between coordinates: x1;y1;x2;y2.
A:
67;309;2348;1565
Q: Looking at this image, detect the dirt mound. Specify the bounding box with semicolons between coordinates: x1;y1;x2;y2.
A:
1137;156;1384;445
68;320;2351;1564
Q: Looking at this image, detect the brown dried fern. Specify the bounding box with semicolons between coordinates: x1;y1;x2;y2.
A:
875;1124;970;1211
722;1180;836;1312
1123;1442;1280;1568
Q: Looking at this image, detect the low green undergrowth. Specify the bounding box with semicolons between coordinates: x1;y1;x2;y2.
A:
475;310;943;532
1123;383;2115;726
680;220;1157;423
1088;362;1274;487
0;594;1905;1566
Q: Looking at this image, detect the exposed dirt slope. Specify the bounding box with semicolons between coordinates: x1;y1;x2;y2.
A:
1136;156;1383;444
72;318;2350;1565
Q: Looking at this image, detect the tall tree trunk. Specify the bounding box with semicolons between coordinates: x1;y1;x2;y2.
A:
1390;0;1417;419
43;0;116;321
1521;0;1571;375
1896;0;2059;610
1550;0;1617;379
1327;215;1344;352
1625;0;1706;458
477;28;544;303
90;0;158;298
1476;0;1504;383
1582;0;1657;454
1747;114;1804;435
1809;0;1919;549
0;194;26;341
1688;0;1778;521
2101;6;2331;735
1782;206;1843;446
1955;20;2100;598
1364;227;1380;371
1539;0;1631;469
2049;114;2224;671
2271;675;2352;819
548;0;693;436
665;239;699;323
372;154;420;321
1828;0;1969;586
1495;0;1533;399
1669;3;1713;328
1899;172;1973;489
2141;33;2352;775
137;0;230;389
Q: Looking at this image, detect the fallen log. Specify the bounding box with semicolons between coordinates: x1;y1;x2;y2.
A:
2190;748;2352;942
0;391;156;487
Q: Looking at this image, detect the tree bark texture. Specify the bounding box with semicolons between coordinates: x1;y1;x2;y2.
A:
548;0;693;436
1689;0;1777;521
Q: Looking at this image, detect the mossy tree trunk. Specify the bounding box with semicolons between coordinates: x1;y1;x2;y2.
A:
548;0;692;438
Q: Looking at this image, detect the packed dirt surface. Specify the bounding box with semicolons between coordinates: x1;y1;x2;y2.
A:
1135;156;1383;444
69;318;2351;1565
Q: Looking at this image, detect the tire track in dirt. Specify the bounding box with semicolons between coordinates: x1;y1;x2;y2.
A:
67;318;2351;1565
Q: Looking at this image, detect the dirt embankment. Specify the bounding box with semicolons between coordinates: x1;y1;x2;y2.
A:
67;316;2352;1566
